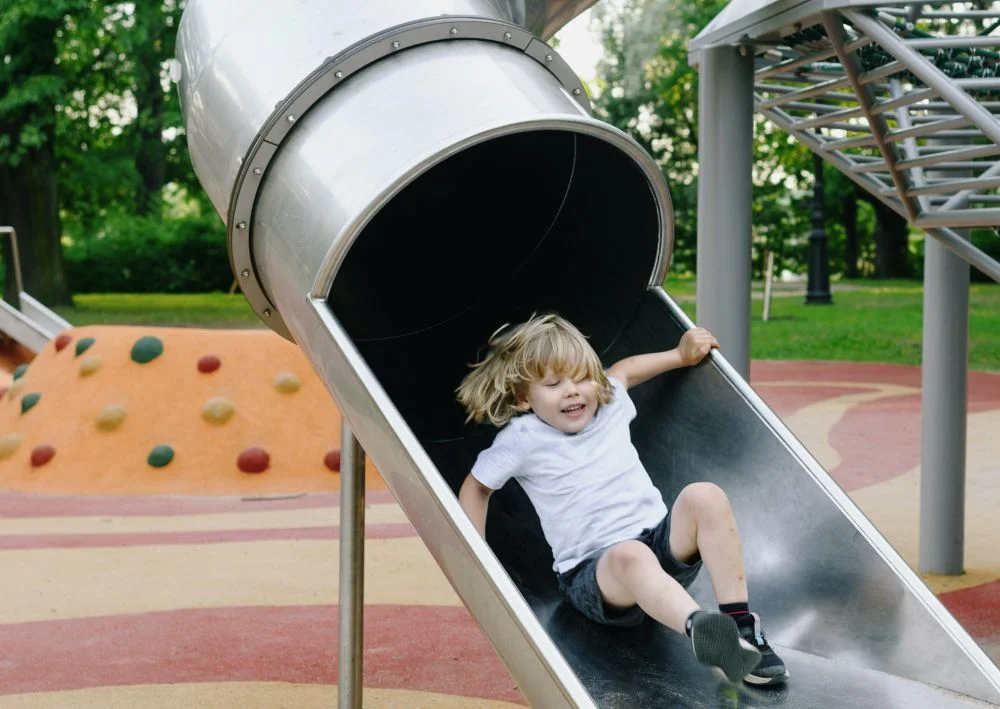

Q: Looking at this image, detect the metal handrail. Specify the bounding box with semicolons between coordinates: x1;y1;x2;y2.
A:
0;226;24;304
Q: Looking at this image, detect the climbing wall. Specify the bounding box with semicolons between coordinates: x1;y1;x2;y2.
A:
0;326;380;496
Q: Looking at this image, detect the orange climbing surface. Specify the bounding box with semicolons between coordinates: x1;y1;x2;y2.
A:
0;326;384;496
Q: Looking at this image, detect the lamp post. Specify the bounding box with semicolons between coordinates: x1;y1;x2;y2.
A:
806;148;833;305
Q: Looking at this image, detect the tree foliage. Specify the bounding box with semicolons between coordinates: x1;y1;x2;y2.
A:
1;1;216;302
589;0;911;278
0;0;90;304
56;1;190;227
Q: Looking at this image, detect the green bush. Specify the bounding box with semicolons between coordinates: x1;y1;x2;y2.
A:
65;213;233;293
908;229;1000;283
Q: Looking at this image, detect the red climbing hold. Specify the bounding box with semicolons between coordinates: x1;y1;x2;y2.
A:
237;447;270;474
54;333;73;353
197;355;221;373
324;449;341;472
30;444;56;467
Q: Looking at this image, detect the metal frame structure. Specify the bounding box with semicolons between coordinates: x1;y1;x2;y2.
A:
691;1;1000;576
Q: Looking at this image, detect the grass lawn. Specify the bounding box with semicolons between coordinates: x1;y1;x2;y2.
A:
53;293;264;329
52;281;1000;371
665;277;1000;372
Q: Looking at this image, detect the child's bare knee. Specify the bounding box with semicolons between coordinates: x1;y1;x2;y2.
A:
680;482;731;515
605;540;652;576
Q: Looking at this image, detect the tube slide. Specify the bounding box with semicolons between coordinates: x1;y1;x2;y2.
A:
175;2;1000;705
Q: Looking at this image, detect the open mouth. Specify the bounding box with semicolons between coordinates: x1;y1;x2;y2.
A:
562;403;585;417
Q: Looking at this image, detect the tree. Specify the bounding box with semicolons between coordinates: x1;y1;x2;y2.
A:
57;1;190;226
0;0;85;306
591;0;813;276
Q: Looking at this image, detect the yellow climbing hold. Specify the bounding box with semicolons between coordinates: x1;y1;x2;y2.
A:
79;355;103;377
202;396;236;425
7;379;25;400
96;404;127;432
0;433;25;460
273;371;302;394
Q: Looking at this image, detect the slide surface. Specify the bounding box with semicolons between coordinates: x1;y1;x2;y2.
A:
313;287;1000;708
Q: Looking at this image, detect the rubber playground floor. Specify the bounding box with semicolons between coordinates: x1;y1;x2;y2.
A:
0;327;997;707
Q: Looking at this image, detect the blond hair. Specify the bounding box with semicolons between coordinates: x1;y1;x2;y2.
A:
456;313;613;427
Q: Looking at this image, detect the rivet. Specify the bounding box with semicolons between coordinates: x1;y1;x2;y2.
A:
503;32;511;40
241;269;250;278
335;71;343;78
545;54;553;62
573;88;582;96
252;167;262;175
286;114;296;123
392;41;400;49
263;309;272;318
450;27;459;35
236;221;247;230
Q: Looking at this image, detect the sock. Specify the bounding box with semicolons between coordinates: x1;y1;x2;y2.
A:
719;601;749;618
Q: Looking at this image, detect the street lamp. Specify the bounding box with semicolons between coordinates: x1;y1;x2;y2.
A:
806;147;833;305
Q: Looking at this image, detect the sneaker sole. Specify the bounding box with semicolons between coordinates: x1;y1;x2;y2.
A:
691;613;762;684
744;668;790;686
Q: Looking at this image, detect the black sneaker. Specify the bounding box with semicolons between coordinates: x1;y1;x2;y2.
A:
687;610;762;684
735;612;790;686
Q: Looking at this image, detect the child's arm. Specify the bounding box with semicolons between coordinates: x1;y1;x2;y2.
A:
459;474;494;537
607;326;719;389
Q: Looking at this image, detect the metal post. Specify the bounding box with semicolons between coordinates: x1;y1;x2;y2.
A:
0;227;25;304
339;422;366;708
696;46;754;379
919;138;969;574
805;148;833;305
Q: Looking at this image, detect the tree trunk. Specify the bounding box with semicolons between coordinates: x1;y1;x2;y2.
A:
843;193;859;278
854;187;910;278
133;3;167;216
0;147;73;307
872;200;910;278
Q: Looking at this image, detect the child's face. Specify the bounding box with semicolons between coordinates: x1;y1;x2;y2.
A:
519;368;600;434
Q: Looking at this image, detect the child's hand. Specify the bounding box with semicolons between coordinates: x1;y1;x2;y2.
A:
678;327;720;366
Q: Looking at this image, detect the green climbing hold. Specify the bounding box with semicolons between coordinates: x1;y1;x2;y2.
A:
75;337;96;357
12;364;28;381
131;336;164;364
21;392;41;414
147;445;175;468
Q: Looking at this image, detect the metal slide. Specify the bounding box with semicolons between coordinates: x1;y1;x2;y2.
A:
0;293;68;355
0;299;50;354
0;227;71;353
174;1;1000;705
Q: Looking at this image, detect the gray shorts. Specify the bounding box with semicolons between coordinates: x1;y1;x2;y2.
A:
557;513;702;627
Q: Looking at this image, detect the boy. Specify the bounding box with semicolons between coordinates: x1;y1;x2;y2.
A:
456;313;788;686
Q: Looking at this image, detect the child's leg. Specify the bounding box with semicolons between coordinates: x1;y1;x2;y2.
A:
668;482;790;685
667;482;747;605
594;536;762;685
595;540;699;633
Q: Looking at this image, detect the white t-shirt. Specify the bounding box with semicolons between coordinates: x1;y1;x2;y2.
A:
471;376;668;573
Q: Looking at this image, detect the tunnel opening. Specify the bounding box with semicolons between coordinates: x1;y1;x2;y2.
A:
328;128;664;445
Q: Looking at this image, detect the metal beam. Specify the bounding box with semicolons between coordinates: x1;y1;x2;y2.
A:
822;11;920;221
